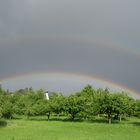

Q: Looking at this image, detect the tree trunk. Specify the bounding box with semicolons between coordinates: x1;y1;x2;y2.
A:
72;114;75;121
119;114;122;122
47;113;50;121
109;118;111;124
57;113;60;120
108;114;112;124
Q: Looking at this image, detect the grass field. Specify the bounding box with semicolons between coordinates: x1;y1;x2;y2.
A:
0;117;140;140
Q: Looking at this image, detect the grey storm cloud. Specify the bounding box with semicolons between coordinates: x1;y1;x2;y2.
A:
0;0;140;43
0;0;140;94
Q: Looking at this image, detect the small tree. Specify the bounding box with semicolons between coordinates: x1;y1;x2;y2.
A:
65;94;84;121
135;99;140;117
112;93;134;122
96;89;117;124
49;93;66;119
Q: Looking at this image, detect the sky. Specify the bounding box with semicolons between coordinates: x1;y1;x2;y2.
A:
0;0;140;97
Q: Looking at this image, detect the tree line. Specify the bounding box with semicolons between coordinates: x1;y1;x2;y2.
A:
0;85;140;124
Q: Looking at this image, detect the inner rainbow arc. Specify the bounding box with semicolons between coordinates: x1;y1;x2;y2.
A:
0;71;139;98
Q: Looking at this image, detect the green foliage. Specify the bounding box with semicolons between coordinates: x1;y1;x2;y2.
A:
49;93;66;118
2;101;13;119
0;85;139;123
135;99;140;117
0;89;13;119
65;94;85;120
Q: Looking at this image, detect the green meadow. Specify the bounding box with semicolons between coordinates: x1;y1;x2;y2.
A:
0;117;140;140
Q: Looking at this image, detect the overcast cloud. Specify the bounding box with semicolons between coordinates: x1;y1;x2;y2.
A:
0;0;140;95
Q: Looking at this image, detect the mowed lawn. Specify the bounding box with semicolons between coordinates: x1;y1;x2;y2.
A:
0;117;140;140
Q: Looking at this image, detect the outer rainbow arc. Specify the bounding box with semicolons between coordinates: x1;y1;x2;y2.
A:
0;71;139;98
0;36;140;58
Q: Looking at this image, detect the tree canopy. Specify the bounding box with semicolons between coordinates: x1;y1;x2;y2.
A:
0;85;139;124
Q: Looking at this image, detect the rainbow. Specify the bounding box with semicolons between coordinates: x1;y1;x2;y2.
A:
0;37;140;98
0;36;140;58
0;71;139;98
